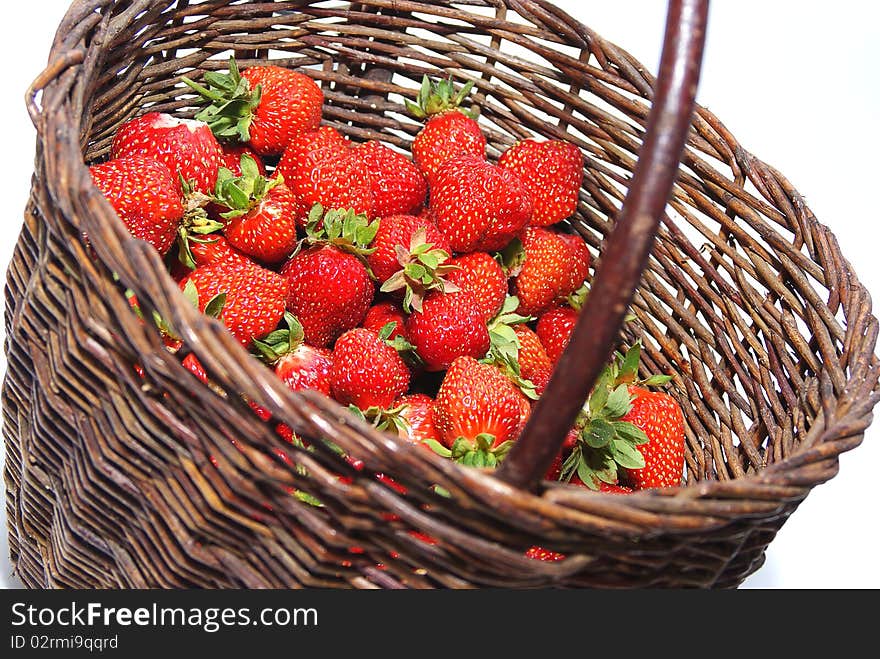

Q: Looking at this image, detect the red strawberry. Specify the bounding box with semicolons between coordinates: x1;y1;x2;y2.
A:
598;482;634;495
620;387;686;490
363;301;407;340
220;144;266;176
431;155;532;253
525;546;565;562
407;77;487;185
90;155;184;255
248;401;301;449
545;451;565;481
433;356;531;466
280;207;378;348
498;139;584;227
354;141;427;217
181;353;208;384
184;234;253;270
558;232;591;297
565;474;634;495
276;127;371;220
110;112;223;194
405;291;490;372
445;252;508;322
414;111;486;186
394;394;441;446
368;214;457;312
241;66;323;155
367;215;452;282
513;325;553;396
212;155;302;263
179;260;289;348
255;314;334;396
536;305;579;364
512;227;589;316
330;328;410;410
249;401;273;423
279;125;349;162
183;58;323;156
282;247;374;348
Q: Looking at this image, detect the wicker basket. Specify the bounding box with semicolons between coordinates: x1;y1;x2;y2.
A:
4;0;878;589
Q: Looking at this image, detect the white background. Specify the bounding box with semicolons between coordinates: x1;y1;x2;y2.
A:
1;1;877;589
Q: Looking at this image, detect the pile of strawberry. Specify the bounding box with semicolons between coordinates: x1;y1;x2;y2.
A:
90;59;686;560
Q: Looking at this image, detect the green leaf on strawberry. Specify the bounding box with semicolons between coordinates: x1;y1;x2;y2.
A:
609;439;646;470
253;312;305;363
423;439;453;459
182;56;262;143
641;374;675;387
560;348;656;488
405;75;477;121
349;403;412;440
212;154;284;220
203;293;227;320
182;279;200;309
604;384;632;418
448;434;512;469
292;489;324;508
496;237;526;277
379;227;460;313
481;296;539;399
303;203;379;260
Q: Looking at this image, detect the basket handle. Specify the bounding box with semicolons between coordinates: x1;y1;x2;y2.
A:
497;0;710;492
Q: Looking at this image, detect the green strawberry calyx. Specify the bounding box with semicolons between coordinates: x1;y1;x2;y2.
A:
380;227;461;314
496;238;526;278
482;296;538;400
302;203;379;261
568;282;589;311
423;433;513;469
176;175;225;270
212;154;282;220
609;341;675;389
405;75;479;121
561;380;647;490
348;404;412;440
181;56;262;143
559;342;674;490
181;278;227;321
127;288;182;350
253;312;305;364
376;322;423;370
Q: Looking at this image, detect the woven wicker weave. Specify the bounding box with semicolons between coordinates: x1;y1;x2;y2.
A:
4;0;878;589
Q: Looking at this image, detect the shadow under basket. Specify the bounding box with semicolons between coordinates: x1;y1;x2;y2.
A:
4;0;878;589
